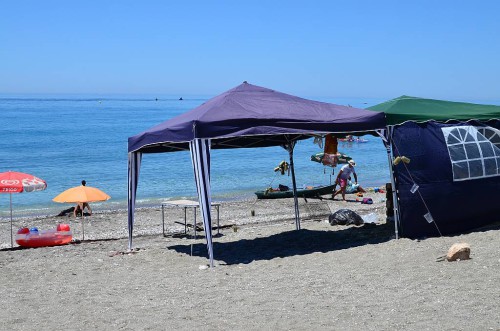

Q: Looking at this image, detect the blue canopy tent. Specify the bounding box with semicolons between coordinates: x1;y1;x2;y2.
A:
368;96;500;238
128;82;386;266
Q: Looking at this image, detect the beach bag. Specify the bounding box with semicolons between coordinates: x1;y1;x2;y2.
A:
329;209;364;226
361;198;373;204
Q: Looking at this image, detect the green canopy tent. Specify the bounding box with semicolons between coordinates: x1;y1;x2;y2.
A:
367;96;500;238
369;95;500;125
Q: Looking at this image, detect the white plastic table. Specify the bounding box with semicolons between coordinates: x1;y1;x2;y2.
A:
161;199;220;238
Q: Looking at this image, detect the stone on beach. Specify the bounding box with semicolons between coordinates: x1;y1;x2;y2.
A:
446;243;471;261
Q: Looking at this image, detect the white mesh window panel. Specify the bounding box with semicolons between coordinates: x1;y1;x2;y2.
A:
442;125;500;181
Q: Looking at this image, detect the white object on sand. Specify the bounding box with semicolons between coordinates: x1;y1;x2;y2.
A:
362;213;378;223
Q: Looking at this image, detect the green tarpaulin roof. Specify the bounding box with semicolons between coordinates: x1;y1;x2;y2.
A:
367;95;500;125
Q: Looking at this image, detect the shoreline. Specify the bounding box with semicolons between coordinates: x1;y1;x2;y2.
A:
0;193;254;221
0;172;390;219
0;181;390;220
0;192;389;249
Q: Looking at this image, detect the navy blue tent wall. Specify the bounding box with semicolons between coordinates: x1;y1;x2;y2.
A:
391;119;500;238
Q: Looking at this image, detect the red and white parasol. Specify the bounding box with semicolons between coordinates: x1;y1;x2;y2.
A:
0;171;47;247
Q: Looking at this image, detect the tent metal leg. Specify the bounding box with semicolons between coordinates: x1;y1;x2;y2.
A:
189;138;214;268
128;151;142;251
385;130;401;239
287;140;301;230
193;207;197;239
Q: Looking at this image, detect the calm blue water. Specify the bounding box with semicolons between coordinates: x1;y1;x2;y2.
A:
1;94;392;218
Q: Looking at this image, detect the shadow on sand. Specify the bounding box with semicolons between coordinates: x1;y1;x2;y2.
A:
167;223;394;265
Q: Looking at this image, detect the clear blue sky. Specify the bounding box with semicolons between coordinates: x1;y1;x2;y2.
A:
1;0;499;100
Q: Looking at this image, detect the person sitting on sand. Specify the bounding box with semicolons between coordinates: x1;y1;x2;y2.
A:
74;180;92;217
332;160;358;201
74;202;92;217
345;179;366;194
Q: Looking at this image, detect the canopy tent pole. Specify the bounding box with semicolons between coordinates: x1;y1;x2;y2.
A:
376;128;401;239
385;127;401;239
127;151;142;250
285;139;301;230
81;214;85;240
189;139;214;268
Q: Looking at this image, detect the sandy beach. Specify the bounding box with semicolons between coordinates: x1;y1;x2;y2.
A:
1;193;499;330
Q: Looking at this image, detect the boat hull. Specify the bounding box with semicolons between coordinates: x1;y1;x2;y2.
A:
255;184;335;199
339;138;368;143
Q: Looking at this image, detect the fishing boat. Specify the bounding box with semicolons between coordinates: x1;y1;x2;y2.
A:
338;135;368;143
339;138;368;143
16;224;72;248
255;184;336;199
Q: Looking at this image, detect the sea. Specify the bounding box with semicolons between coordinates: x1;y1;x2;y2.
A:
0;93;452;219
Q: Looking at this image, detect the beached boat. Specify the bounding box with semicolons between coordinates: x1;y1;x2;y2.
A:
338;137;368;143
16;224;72;248
255;184;335;199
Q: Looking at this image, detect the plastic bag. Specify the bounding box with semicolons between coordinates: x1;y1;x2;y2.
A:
329;209;364;226
362;213;378;223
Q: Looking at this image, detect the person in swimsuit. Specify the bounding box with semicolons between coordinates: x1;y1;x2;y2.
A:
74;180;92;217
332;160;358;201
